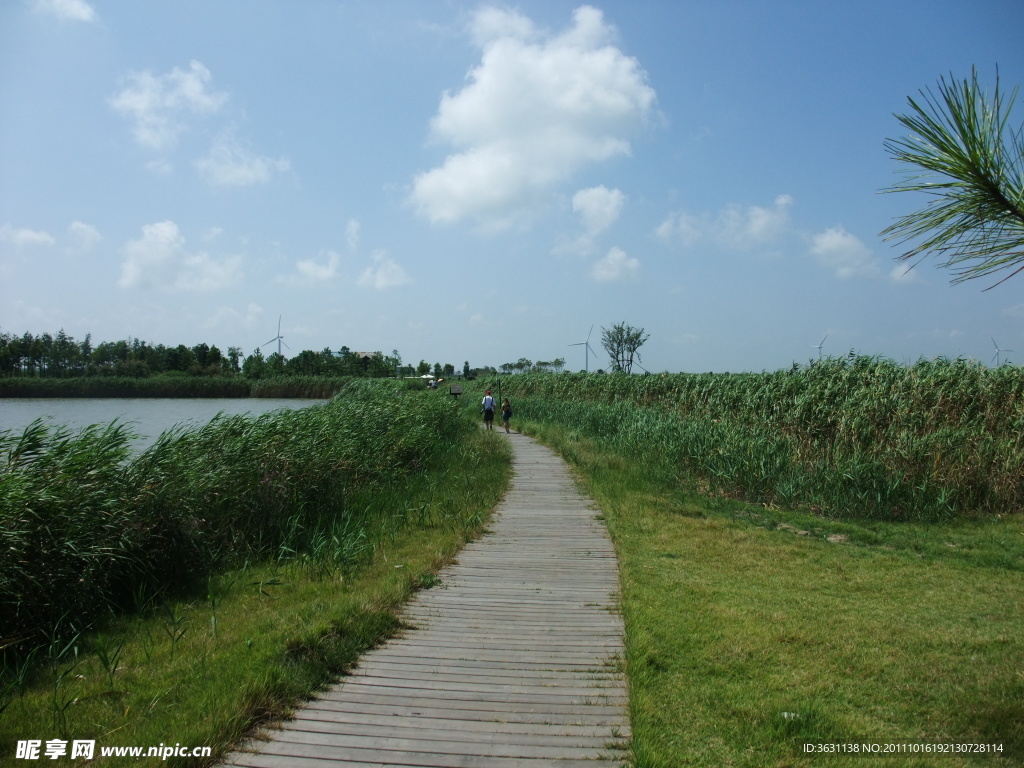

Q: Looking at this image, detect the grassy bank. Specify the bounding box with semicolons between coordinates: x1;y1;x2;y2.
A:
491;358;1024;520
0;382;510;763
0;374;380;399
1;379;473;652
518;416;1022;767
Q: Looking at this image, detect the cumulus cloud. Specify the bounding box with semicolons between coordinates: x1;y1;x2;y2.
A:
69;221;101;249
346;219;361;251
195;130;290;186
410;5;655;227
809;226;880;279
591;246;639;282
282;251;341;285
120;220;241;291
358;251;412;290
0;224;55;247
32;0;96;22
889;263;922;285
656;194;793;250
144;158;174;176
109;61;227;151
573;186;624;235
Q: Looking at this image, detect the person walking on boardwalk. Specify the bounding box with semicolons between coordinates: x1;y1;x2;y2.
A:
482;389;496;429
500;397;513;433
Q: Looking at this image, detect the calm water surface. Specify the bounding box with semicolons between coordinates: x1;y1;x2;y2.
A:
0;398;329;452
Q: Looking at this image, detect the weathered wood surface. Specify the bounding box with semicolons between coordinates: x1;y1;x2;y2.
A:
222;434;629;767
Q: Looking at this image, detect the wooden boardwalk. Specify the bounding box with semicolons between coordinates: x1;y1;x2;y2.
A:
221;433;630;768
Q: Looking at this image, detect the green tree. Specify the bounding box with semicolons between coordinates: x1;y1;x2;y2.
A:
192;342;210;368
367;351;394;378
601;322;649;374
242;348;267;379
265;352;286;377
881;67;1024;288
286;349;322;376
226;346;243;374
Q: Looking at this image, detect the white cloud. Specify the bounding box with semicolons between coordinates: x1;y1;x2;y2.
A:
1001;303;1024;319
195;130;290;187
176;252;243;292
120;221;181;288
145;158;174;175
68;221;101;249
889;263;922;285
120;220;241;291
32;0;96;23
292;251;341;284
109;61;228;151
656;194;793;250
358;250;411;290
573;186;624;235
591;246;639;282
809;226;881;279
411;5;655;227
468;6;538;48
0;223;55;247
346;219;361;251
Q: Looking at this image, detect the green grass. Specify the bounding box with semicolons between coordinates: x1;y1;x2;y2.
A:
0;423;511;766
518;417;1023;768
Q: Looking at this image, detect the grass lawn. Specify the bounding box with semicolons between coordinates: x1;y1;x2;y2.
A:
519;420;1024;768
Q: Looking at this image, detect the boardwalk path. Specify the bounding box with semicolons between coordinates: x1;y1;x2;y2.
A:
222;433;630;768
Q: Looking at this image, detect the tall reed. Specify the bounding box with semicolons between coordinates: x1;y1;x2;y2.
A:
478;356;1024;520
0;374;363;398
0;380;467;655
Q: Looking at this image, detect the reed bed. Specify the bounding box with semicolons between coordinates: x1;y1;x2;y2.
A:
483;356;1024;520
0;374;371;398
0;380;467;656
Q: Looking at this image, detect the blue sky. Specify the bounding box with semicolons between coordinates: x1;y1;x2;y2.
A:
1;0;1022;373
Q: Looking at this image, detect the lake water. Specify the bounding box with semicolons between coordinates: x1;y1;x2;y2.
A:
0;398;330;452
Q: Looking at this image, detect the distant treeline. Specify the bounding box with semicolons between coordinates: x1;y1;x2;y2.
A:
0;329;409;380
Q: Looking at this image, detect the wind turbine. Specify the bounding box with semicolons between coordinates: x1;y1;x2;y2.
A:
569;325;597;372
263;315;290;357
991;337;1012;366
811;332;829;360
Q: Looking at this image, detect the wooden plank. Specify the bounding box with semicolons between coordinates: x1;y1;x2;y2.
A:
246;729;615;760
302;698;628;726
219;435;630;768
286;711;627;740
228;740;626;768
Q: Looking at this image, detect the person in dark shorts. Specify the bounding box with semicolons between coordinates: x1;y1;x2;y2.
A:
481;389;496;429
500;397;512;433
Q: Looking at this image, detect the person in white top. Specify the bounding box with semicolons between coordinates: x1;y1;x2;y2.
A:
481;390;496;430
